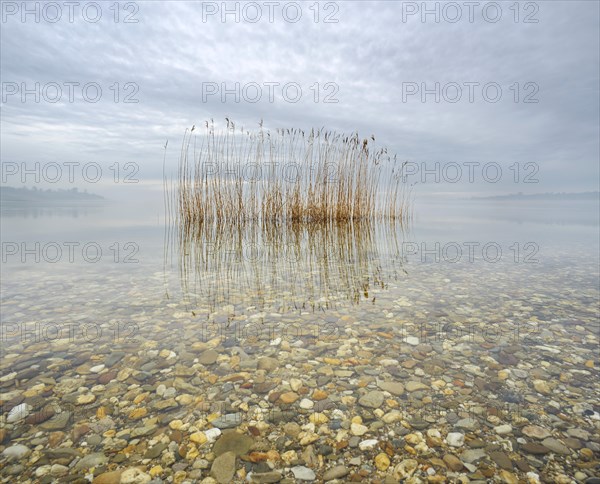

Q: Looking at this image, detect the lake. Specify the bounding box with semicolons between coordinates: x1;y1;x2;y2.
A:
1;196;598;482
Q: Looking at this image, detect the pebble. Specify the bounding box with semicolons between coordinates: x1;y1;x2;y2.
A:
321;466;348;482
393;459;418;480
76;393;96;405
257;357;279;371
199;349;219;365
382;410;403;423
129;407;147;420
283;422;301;437
92;470;123;484
358;439;379;451
0;372;16;382
169;419;183;430
6;403;31;423
249;471;283;483
377;381;405;395
90;364;105;373
290;378;303;391
358;390;384;408
205;427;222;442
443;454;463;471
279;392;300;404
455;418;478;430
145;443;167;459
405;381;429;392
499;470;519;484
460;448;487;463
522;425;551;440
512;369;528;379
494;424;513;435
50;464;69;476
521;442;550;455
374;453;391;471
533;379;551;394
120;468;152;483
211;451;236;483
350;422;369;436
489;451;513;470
213;431;254;456
105;352;125;367
291;466;316;481
40;411;71;431
211;413;243;429
541;437;571;455
2;444;31;461
446;432;465;447
75;452;108;470
190;431;208;445
310;412;328;425
567;428;589;440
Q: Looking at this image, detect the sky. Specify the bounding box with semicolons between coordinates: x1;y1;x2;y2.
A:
1;0;599;200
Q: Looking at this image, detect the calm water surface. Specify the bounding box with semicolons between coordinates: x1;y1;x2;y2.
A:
0;198;598;482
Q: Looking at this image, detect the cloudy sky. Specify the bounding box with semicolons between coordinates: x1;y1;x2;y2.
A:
1;1;598;199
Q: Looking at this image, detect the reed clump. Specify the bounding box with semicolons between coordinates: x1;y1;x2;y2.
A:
176;119;410;226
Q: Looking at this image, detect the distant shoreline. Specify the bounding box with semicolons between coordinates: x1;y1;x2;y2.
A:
0;186;105;203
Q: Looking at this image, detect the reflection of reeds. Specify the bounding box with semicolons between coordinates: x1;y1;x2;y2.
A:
177;119;411;225
174;219;407;313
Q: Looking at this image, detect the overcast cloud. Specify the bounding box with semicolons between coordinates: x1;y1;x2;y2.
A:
1;1;598;199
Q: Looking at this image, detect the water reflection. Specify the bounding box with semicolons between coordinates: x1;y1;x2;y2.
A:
0;202;106;219
170;219;409;313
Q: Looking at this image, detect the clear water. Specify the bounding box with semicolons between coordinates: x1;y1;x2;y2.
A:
2;198;597;327
1;197;599;481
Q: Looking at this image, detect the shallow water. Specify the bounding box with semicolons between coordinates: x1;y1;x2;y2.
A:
1;198;599;482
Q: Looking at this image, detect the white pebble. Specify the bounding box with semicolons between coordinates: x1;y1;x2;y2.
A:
7;403;31;423
494;424;513;435
358;439;379;451
299;399;314;410
446;432;465;447
204;428;221;442
2;444;31;460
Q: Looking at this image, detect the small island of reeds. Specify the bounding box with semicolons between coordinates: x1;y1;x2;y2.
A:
172;119;411;228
